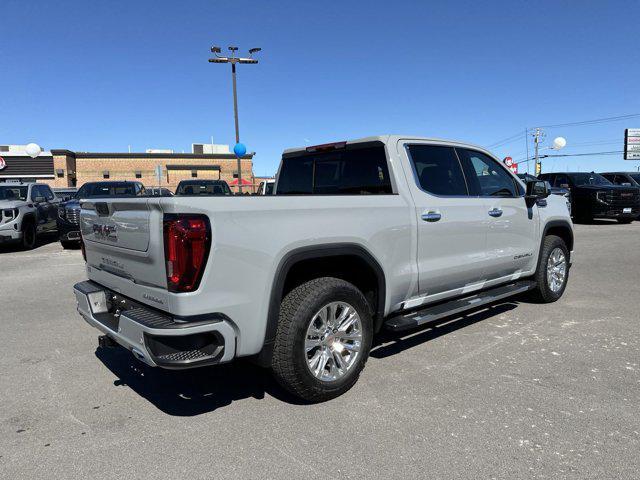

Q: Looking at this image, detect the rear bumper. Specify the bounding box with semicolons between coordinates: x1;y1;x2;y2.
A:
73;280;236;369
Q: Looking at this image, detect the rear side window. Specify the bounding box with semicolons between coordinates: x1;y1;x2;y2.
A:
457;149;518;197
406;145;468;196
277;145;392;195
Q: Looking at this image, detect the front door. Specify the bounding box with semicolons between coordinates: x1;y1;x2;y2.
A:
399;142;491;302
456;148;539;281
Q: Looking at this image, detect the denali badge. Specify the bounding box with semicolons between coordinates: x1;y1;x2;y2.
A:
93;223;117;241
514;252;533;260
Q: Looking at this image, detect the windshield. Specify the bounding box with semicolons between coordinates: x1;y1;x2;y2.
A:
77;183;137;197
265;182;275;195
629;173;640;184
0;185;28;201
176;181;231;196
569;173;612;186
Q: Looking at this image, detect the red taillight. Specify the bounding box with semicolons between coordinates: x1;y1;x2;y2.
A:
163;214;211;293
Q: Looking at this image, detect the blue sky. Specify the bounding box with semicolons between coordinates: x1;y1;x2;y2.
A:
1;0;638;176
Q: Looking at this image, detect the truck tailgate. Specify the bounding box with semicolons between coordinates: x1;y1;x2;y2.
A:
80;199;167;290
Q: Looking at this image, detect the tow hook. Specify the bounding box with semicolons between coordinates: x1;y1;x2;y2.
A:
98;335;117;348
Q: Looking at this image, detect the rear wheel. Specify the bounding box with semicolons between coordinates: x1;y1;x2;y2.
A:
529;235;569;303
617;218;633;224
21;221;37;250
271;277;373;402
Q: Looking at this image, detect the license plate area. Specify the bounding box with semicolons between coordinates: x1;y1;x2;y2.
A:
623;207;632;213
88;288;145;332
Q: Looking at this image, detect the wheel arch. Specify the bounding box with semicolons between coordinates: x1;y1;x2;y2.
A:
256;243;387;365
543;220;574;254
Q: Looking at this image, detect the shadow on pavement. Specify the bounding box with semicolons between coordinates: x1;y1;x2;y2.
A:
95;346;302;416
371;302;519;359
96;300;522;415
0;232;60;254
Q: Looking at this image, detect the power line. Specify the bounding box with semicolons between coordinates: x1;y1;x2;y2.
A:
534;114;640;129
487;131;526;148
514;150;625;165
487;113;639;150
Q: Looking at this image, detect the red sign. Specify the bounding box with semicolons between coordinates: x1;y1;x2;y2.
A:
503;157;517;174
0;157;5;170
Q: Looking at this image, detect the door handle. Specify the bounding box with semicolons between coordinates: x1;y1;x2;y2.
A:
421;211;442;222
488;208;503;217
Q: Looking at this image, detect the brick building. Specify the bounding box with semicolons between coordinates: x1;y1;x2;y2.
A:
0;144;257;193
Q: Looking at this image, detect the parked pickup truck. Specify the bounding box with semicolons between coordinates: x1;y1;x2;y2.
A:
73;136;574;401
0;182;60;249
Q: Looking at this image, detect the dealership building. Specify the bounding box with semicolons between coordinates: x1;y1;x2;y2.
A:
0;143;257;192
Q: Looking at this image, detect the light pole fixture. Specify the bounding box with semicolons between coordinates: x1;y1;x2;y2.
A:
209;45;261;193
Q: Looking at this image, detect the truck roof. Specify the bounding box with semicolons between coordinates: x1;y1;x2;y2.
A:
282;135;493;156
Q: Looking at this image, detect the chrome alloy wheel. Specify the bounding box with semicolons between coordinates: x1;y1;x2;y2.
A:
304;302;362;382
546;247;567;293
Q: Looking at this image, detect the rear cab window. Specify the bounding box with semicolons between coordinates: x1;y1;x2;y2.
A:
276;142;393;195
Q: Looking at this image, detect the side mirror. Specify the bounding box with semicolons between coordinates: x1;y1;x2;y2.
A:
525;180;549;207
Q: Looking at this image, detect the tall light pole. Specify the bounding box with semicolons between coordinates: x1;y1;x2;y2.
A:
209;45;261;193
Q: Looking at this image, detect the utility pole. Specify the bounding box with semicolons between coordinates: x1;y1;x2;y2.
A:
209;45;261;194
533;128;545;176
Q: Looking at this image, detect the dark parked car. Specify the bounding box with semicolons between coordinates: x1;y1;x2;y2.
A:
57;181;146;248
53;187;78;202
147;187;173;196
600;172;640;188
175;179;232;196
518;173;571;214
539;172;640;223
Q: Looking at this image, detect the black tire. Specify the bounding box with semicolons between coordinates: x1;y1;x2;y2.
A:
271;277;373;402
617;218;633;224
529;235;569;303
21;220;37;250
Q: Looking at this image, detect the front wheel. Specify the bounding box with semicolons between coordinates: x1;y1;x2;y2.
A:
271;277;373;402
21;221;37;250
529;235;569;303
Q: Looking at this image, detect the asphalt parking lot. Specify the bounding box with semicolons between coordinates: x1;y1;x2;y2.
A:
1;223;639;480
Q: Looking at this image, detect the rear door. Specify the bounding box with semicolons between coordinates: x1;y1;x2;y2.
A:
400;142;490;300
457;148;539;280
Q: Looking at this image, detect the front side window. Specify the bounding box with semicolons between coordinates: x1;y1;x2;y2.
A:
457;149;518;197
277;144;392;195
42;185;54;200
31;185;44;201
406;145;468;196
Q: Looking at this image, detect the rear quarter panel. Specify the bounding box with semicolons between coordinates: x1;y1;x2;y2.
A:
158;195;416;356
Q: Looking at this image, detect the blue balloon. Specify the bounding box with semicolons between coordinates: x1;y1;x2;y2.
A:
233;143;247;157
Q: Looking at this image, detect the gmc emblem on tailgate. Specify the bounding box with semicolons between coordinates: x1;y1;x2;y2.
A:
93;223;117;241
621;193;633;198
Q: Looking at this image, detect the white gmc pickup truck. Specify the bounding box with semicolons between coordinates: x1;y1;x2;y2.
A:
73;135;574;401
